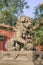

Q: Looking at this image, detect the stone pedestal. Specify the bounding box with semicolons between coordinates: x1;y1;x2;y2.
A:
0;51;34;65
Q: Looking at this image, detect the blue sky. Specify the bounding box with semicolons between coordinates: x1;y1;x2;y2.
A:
23;0;43;18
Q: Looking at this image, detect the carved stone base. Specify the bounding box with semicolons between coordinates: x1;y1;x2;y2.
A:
0;51;34;65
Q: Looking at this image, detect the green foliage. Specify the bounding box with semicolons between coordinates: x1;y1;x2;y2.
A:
0;0;29;26
33;21;43;46
32;19;39;25
34;4;43;19
33;4;43;46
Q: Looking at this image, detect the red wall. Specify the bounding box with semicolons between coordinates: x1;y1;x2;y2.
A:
0;30;14;51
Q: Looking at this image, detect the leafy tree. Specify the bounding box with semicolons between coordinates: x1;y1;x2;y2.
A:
0;0;29;26
33;3;43;46
34;3;43;19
